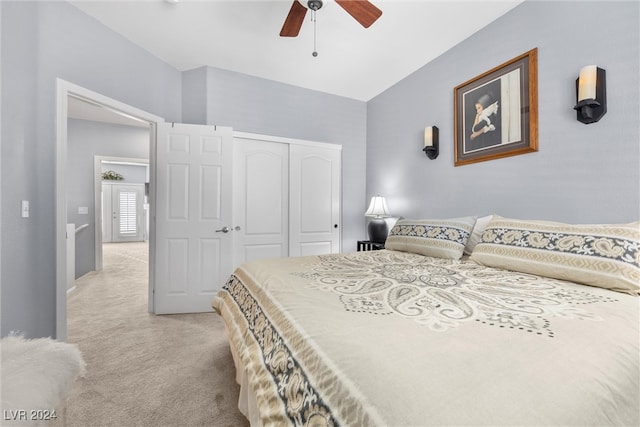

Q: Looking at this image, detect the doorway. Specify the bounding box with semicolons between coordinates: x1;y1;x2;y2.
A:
101;177;146;243
93;157;149;272
56;79;162;340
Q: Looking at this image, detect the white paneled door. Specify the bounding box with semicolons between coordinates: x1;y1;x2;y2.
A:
289;144;341;256
154;123;234;314
233;137;289;266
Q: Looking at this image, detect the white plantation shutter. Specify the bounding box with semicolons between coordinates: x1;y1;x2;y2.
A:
119;191;137;234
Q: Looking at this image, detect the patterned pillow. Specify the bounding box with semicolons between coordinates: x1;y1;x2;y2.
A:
469;216;640;295
385;217;477;260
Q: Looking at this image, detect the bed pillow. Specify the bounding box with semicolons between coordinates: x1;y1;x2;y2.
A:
385;217;477;260
469;216;640;295
464;215;494;255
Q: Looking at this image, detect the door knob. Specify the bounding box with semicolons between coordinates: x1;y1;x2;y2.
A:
215;226;230;233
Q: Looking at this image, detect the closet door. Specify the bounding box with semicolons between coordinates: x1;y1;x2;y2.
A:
289;144;341;256
233;137;289;265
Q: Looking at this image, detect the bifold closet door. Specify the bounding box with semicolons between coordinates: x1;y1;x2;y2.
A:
289;144;341;256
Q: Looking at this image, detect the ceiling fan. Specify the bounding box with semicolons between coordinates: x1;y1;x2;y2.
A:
280;0;383;37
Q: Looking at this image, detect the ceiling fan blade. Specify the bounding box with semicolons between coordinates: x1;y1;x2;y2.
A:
280;0;307;37
335;0;382;28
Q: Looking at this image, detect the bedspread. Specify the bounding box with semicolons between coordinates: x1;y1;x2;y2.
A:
212;250;639;426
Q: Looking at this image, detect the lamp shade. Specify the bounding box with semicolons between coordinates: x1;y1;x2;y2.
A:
424;126;435;147
577;65;597;101
365;196;391;218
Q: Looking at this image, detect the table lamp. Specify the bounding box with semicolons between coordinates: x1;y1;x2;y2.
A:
365;195;391;244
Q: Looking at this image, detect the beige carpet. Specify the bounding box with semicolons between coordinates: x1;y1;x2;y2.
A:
59;242;248;427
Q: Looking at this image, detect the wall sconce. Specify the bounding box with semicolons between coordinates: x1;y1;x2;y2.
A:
365;195;392;243
423;126;439;159
573;65;606;124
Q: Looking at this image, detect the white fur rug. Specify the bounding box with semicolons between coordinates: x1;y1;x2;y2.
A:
1;336;85;426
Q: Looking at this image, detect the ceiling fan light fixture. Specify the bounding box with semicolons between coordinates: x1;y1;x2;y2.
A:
281;0;381;39
308;0;322;57
280;0;381;57
307;0;323;11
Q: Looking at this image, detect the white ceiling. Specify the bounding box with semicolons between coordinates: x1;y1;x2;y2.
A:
68;0;524;102
68;96;151;127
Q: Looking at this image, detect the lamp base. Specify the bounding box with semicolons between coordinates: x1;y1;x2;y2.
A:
367;218;388;244
423;146;438;159
574;99;606;124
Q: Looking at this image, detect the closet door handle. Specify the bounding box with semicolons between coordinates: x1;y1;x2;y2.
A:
215;226;230;233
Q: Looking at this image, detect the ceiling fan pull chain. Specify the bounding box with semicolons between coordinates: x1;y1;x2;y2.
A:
312;9;318;57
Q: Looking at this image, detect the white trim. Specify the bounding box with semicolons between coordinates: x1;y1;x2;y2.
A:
56;78;162;340
0;0;3;325
233;131;342;151
148;123;158;315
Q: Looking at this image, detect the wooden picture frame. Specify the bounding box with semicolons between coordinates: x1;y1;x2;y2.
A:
454;48;538;166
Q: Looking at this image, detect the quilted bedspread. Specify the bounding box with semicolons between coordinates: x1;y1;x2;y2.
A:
212;250;639;426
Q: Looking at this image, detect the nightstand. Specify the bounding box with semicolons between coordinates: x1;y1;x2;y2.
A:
357;240;385;251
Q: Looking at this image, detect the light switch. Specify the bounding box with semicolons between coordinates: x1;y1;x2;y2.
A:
21;200;29;218
78;206;89;215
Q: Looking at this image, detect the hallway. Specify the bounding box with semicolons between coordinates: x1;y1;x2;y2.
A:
61;242;247;426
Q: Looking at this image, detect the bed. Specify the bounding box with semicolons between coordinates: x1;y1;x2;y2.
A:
212;216;640;426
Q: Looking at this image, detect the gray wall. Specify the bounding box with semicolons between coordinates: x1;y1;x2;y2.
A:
67;119;149;279
367;1;639;224
182;66;368;253
1;1;181;339
100;164;148;184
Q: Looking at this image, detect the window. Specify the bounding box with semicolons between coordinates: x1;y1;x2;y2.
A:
119;191;137;234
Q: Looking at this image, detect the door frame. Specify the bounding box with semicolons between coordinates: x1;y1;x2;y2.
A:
94;156;149;268
55;79;162;340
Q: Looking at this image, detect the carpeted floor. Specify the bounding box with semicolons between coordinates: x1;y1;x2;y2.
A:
59;242;248;427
